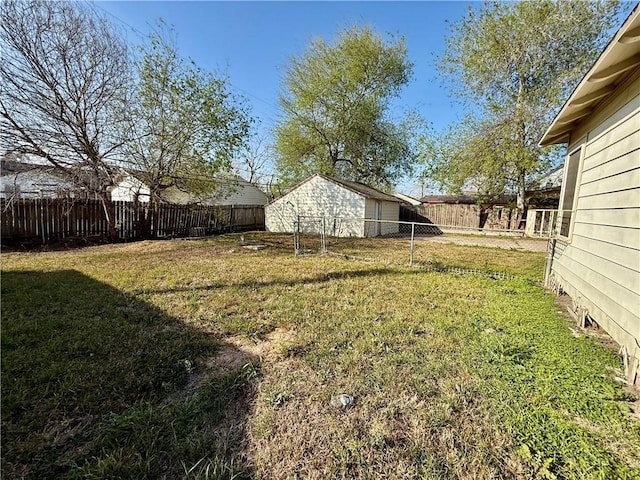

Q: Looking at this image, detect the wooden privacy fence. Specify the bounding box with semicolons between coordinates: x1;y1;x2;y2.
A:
1;198;265;244
401;204;522;231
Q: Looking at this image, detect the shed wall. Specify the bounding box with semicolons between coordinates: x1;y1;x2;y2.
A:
381;201;400;235
265;176;366;237
362;199;400;236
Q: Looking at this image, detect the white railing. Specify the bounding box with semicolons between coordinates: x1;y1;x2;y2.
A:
525;209;559;238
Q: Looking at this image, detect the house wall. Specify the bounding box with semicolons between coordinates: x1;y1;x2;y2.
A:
265;176;366;237
0;170;75;198
116;177;267;206
160;187;192;205
550;73;640;383
213;181;268;206
110;177;150;203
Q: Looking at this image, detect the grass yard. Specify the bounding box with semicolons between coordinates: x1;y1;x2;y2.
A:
2;233;639;479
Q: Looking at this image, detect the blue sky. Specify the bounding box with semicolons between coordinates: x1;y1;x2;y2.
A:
95;1;634;196
97;1;475;195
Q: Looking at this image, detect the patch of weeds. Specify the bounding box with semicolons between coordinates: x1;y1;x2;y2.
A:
81;365;258;478
266;391;295;409
182;456;249;480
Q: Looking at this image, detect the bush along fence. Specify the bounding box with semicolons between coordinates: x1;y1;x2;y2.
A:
0;198;265;244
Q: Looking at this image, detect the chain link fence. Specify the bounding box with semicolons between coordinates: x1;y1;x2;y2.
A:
293;216;551;281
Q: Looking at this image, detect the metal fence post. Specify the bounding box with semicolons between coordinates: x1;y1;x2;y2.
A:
544;237;556;287
410;222;415;266
321;216;327;254
294;215;300;256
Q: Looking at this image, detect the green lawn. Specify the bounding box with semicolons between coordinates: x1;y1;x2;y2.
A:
2;233;638;479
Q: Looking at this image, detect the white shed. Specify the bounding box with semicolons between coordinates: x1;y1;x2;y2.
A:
265;173;401;237
539;6;640;386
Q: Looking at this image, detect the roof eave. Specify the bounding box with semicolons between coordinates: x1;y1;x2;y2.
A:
540;6;640;147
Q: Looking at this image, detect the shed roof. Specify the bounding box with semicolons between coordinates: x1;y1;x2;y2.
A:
320;174;401;202
392;192;422;206
540;6;640;146
273;173;402;203
527;165;564;192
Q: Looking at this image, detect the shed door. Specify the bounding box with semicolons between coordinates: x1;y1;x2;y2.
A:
375;201;382;236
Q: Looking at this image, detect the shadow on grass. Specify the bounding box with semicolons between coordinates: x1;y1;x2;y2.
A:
1;270;256;479
134;267;425;296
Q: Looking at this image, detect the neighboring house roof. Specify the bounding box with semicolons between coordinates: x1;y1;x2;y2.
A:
113;170;268;205
540;5;640;145
0;161;76;197
1;159;38;175
273;173;402;203
393;193;422;206
528;165;564;192
420;194;477;204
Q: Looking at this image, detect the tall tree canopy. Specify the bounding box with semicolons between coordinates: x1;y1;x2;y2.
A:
123;25;251;236
0;0;131;240
423;0;621;211
275;25;417;190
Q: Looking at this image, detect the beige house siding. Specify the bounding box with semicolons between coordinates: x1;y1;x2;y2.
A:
550;82;640;381
161;181;267;206
213;181;268;206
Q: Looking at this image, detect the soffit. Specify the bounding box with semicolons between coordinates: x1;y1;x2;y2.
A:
540;6;640;146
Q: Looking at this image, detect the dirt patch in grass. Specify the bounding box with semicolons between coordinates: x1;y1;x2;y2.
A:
197;327;297;382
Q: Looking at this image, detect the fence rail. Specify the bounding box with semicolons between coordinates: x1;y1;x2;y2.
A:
1;198;265;244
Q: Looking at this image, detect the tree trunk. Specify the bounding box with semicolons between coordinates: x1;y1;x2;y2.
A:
99;192;119;242
516;169;527;229
146;195;161;240
151;201;159;240
138;200;152;240
515;78;527;230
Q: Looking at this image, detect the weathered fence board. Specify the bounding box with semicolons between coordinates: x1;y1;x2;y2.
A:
401;204;524;231
1;198;265;244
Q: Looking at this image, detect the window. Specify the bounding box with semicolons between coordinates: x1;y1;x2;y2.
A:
559;147;582;238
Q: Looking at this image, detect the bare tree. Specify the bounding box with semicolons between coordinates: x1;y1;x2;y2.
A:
0;0;131;241
235;133;275;185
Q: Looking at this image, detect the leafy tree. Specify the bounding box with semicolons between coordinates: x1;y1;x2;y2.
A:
0;0;131;241
275;25;418;190
123;25;251;237
423;0;621;214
